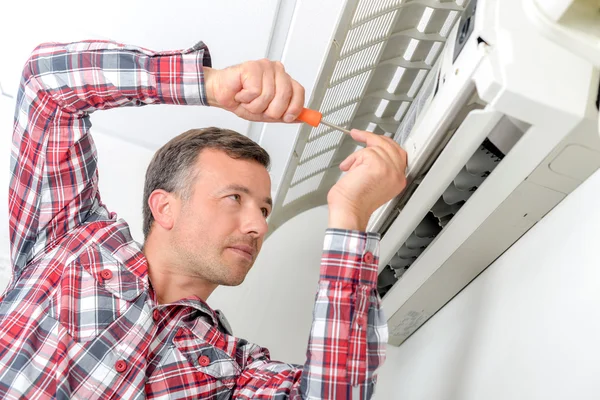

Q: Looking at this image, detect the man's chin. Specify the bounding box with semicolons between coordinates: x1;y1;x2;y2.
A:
216;274;247;287
215;264;250;287
217;255;253;286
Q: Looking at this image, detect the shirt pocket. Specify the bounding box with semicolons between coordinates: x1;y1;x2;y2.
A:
51;243;145;342
173;326;241;389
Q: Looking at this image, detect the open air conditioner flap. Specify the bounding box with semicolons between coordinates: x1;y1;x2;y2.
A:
379;0;600;346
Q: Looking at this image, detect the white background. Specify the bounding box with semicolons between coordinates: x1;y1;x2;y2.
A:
2;2;600;399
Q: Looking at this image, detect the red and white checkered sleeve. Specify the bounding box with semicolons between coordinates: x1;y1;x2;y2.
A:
234;229;387;399
303;228;387;399
8;40;211;278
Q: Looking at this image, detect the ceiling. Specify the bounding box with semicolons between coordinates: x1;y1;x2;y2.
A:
0;0;287;148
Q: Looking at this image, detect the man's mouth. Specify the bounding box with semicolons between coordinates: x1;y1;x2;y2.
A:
227;244;255;260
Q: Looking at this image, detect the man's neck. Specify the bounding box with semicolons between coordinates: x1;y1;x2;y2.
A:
143;235;217;304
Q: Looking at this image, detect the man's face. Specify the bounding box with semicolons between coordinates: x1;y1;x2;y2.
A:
170;149;272;286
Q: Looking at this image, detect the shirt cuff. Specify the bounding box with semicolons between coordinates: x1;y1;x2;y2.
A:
320;229;381;287
152;41;212;106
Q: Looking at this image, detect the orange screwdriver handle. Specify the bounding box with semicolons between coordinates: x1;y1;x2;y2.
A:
296;108;322;127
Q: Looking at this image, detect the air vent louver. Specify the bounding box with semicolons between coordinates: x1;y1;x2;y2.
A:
378;139;502;296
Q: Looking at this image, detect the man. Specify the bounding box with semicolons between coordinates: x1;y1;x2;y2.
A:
0;39;406;399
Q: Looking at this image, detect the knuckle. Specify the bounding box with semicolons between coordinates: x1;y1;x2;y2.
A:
259;87;274;100
265;108;283;119
264;59;276;69
287;104;302;116
293;79;304;92
244;103;262;114
263;90;276;102
248;85;261;95
280;81;293;98
248;60;261;70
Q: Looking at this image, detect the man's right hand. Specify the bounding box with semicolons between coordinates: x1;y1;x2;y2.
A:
204;60;305;124
327;129;408;232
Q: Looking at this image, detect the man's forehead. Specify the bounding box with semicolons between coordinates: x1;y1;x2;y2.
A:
193;151;272;201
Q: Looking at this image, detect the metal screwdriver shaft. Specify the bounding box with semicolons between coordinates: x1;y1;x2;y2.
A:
319;119;352;135
296;108;352;135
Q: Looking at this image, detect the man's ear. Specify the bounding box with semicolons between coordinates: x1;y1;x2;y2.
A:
148;189;178;231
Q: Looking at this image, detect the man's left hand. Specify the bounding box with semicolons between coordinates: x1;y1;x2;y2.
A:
204;60;305;123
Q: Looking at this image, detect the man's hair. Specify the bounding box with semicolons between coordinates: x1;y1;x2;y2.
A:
142;127;270;239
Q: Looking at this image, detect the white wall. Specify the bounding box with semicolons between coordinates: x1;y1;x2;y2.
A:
0;97;13;284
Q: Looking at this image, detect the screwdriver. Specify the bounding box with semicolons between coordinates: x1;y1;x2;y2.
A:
296;108;352;135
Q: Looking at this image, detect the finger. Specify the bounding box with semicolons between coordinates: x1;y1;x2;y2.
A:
349;129;387;147
340;146;390;172
367;146;396;173
244;61;276;114
371;139;408;189
264;63;293;120
339;152;359;171
379;135;403;159
283;79;305;123
234;62;262;104
351;129;404;170
378;135;407;171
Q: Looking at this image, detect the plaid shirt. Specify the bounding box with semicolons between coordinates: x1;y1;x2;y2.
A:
0;40;387;399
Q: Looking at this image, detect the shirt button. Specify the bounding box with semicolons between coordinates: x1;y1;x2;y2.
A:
115;359;127;373
100;269;113;280
198;355;210;367
363;252;374;264
152;309;160;321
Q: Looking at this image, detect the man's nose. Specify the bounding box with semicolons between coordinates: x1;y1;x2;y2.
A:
240;207;268;239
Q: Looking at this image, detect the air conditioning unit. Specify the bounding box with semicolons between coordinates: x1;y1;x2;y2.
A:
268;0;600;346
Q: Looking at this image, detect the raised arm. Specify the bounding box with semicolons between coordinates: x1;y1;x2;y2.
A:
8;40;212;277
233;130;408;399
8;40;304;279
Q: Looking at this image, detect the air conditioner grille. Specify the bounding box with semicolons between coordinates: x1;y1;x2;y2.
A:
301;131;345;163
321;71;372;115
269;0;465;232
331;42;386;85
342;11;397;57
352;0;404;26
283;172;326;207
291;149;338;186
378;139;502;296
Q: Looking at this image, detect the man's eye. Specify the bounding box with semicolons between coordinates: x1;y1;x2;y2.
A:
228;194;241;202
261;208;269;218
